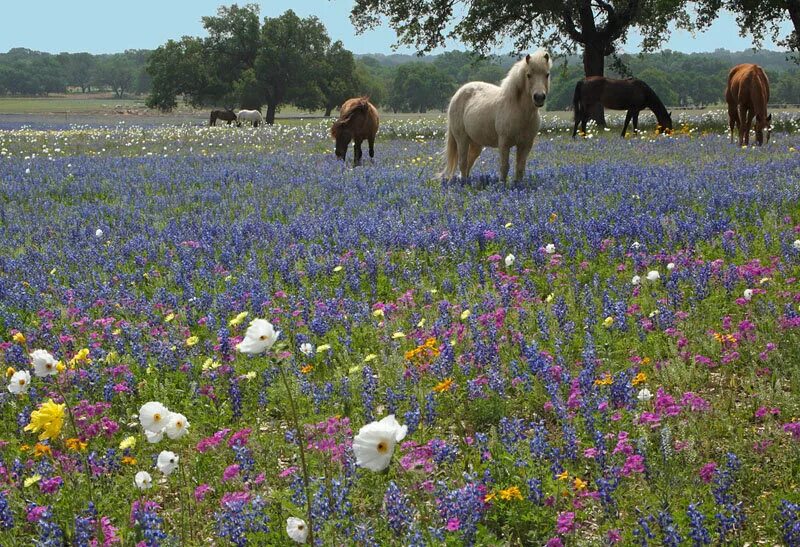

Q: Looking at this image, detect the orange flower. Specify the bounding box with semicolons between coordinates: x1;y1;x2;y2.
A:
300;364;314;374
65;438;87;452
499;486;523;501
433;378;453;393
122;456;137;466
632;372;647;386
573;477;587;491
34;443;52;458
484;492;496;503
594;373;613;386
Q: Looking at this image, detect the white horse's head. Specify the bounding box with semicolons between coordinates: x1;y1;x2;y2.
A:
514;49;552;108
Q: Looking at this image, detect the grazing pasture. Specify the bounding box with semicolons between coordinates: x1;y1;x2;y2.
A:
2;113;800;545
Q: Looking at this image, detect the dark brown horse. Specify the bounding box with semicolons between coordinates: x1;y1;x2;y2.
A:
572;77;673;138
210;109;239;126
726;64;771;146
331;97;379;166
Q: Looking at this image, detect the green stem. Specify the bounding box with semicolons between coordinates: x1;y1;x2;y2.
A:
277;361;314;545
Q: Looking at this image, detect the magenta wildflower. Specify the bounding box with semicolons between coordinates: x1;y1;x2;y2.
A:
556;511;575;534
194;484;212;502
222;464;240;482
699;462;717;483
783;422;800;440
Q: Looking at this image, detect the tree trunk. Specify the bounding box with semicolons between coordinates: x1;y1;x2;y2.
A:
787;0;800;49
324;106;333;117
582;41;607;125
265;102;277;125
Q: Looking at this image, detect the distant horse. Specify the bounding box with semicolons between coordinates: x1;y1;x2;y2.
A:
572;77;673;138
210;109;239;126
237;109;263;127
442;49;552;183
331;97;379;166
726;64;771;146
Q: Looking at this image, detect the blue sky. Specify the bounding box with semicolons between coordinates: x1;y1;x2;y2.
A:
0;1;792;56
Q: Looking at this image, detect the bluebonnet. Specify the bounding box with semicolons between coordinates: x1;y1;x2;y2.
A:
384;481;414;535
687;502;711;546
0;491;13;530
778;500;800;547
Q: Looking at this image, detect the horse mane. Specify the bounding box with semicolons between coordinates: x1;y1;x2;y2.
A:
500;50;552;100
638;79;670;124
331;97;371;138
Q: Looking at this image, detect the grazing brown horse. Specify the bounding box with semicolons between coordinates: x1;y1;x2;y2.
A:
210;109;239;127
331;97;379;166
725;64;771;146
572;77;672;138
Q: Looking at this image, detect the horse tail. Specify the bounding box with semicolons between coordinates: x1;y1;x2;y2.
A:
572;81;583;124
441;122;458;179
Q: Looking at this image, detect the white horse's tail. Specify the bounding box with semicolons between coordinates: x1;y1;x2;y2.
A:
441;124;458;179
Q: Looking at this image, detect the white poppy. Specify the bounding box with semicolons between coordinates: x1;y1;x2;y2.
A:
30;349;58;378
352;414;407;472
138;401;172;434
236;318;280;355
631;275;641;286
637;388;653;402
299;342;314;357
631;241;641;250
165;412;190;440
95;229;103;238
286;517;309;544
666;263;675;271
7;370;31;395
646;270;660;282
156;450;179;475
135;470;153;490
793;239;800;251
545;243;556;254
145;429;164;444
504;254;515;267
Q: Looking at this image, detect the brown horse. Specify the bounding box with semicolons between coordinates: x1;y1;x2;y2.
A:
572;77;672;138
726;64;771;146
331;97;379;166
210;109;239;127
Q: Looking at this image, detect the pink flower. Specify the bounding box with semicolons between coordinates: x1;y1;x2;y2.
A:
607;529;622;543
222;464;240;481
783;422;800;440
699;462;717;483
546;539;564;547
194;484;211;502
620;454;645;476
556;511;575;534
446;518;460;531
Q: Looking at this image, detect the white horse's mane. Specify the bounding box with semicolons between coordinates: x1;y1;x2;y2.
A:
500;49;552;97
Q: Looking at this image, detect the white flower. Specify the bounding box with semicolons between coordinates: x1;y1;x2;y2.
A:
299;342;314;356
352;414;407;472
794;239;800;251
743;289;753;301
631;241;641;250
637;388;653;402
236;318;280;355
30;349;58;378
165;412;190;440
646;270;660;282
138;401;172;434
504;254;515;267
7;370;31;395
95;229;103;238
145;429;164;444
545;243;556;254
666;262;675;271
631;275;641;286
286;517;309;544
156;450;179;475
135;471;153;490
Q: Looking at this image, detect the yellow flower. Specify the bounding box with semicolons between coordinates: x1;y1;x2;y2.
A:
24;400;65;441
392;332;406;339
499;486;523;501
484;492;497;502
119;436;136;450
603;316;614;328
573;477;588;491
65;437;87;452
333;265;343;272
56;361;65;373
244;371;257;380
300;365;314;374
185;336;199;347
549;212;558;223
460;310;471;320
69;348;90;367
632;372;647;386
12;332;25;344
641;357;651;366
105;351;119;364
229;311;249;327
364;354;377;362
5;367;15;378
164;313;175;322
416;318;426;328
504;222;513;228
372;309;385;318
545;294;554;303
121;456;137;466
24;474;41;488
202;358;221;371
557;470;569;481
433;378;454;393
34;443;52;458
594;374;613;386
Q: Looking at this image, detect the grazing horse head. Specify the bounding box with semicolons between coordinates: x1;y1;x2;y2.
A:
507;49;552;108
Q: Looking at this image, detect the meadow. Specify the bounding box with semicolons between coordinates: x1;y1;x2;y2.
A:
1;110;800;546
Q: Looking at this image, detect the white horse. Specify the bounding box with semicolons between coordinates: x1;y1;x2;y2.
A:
237;109;263;127
442;49;552;183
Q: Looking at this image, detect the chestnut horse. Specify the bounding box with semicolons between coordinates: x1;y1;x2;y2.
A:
572;77;672;138
331;97;379;166
726;64;771;146
210;109;238;126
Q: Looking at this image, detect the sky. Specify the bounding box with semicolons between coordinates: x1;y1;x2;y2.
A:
0;1;793;56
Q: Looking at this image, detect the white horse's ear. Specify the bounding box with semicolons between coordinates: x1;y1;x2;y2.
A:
525;54;530;64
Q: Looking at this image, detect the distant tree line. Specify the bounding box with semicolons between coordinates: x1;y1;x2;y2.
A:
0;48;150;98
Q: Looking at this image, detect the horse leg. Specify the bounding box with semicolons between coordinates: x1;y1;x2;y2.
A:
514;142;533;183
368;136;375;159
465;142;482;177
632;111;640;133
457;139;471;179
621;111;633;137
738;105;750;146
728;105;738;143
498;139;511;183
353;139;363;167
581;113;589;135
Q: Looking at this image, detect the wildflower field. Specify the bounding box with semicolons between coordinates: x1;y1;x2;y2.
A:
2;111;800;546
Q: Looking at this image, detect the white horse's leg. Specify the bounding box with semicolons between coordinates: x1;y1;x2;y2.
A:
514;142;533;183
457;138;471;179
465;142;482;177
498;138;510;182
